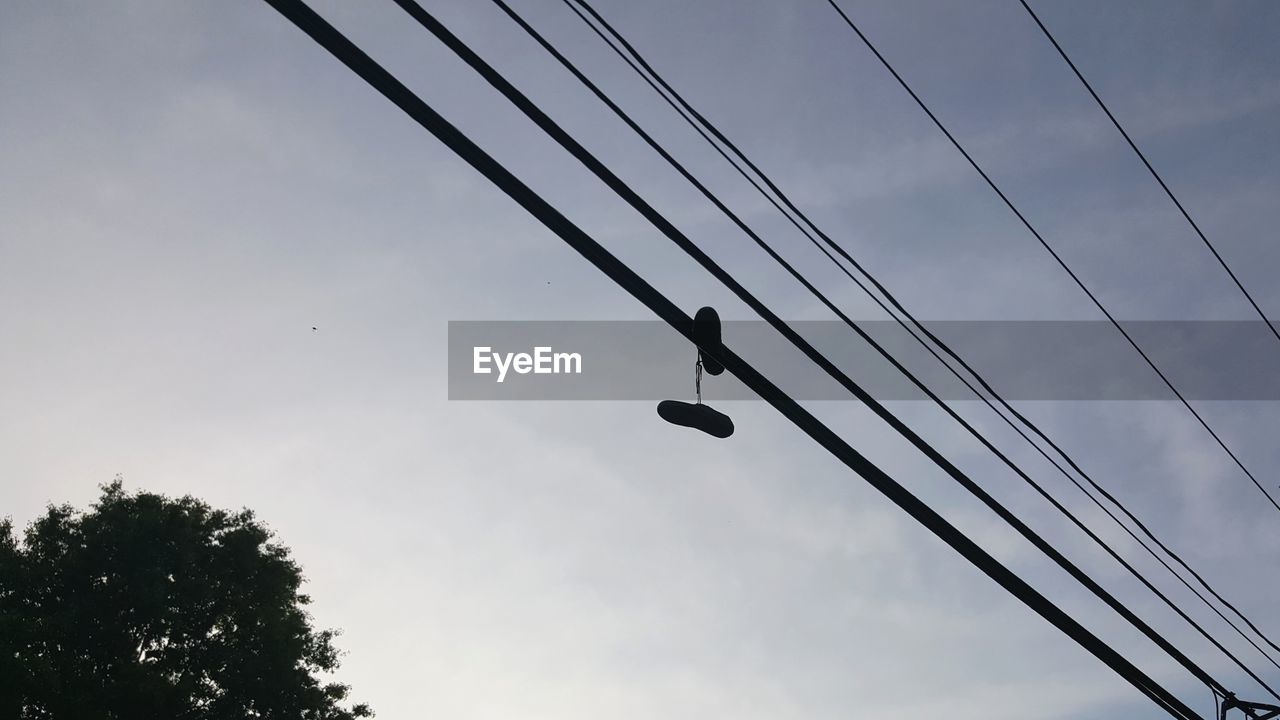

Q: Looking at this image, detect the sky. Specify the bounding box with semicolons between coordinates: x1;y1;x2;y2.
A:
3;1;1280;718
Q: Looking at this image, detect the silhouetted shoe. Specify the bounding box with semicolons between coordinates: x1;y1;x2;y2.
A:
693;306;725;376
657;400;734;438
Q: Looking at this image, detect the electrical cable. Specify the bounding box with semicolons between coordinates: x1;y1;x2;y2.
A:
819;0;1280;515
561;0;1280;668
258;3;1206;714
1018;0;1280;350
481;0;1280;696
387;0;1250;699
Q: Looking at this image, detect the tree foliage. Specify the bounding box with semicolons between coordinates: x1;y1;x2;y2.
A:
0;481;371;719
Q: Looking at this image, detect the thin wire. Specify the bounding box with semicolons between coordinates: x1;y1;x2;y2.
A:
259;5;1207;714
819;0;1280;516
491;0;1280;694
822;0;1280;651
1018;0;1280;350
389;0;1235;697
557;0;1280;668
562;0;1280;674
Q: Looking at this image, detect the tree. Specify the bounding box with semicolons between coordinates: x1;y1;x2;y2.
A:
0;481;372;719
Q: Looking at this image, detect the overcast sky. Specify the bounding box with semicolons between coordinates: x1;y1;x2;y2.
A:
4;1;1280;718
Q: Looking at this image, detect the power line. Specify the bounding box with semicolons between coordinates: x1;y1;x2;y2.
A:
1018;0;1280;349
483;0;1280;698
259;2;1204;714
822;0;1280;651
1012;0;1280;658
389;0;1250;700
819;0;1280;517
554;0;1280;669
559;0;1280;679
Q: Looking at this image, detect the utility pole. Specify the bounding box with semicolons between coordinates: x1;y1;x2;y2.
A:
1221;695;1280;720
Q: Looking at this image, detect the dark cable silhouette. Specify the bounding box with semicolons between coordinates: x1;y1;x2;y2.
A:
1018;0;1280;349
560;0;1280;669
1022;0;1280;662
484;0;1280;694
258;3;1208;714
391;0;1246;697
345;0;1246;704
1016;1;1280;661
824;0;1280;648
819;0;1280;516
506;0;1280;681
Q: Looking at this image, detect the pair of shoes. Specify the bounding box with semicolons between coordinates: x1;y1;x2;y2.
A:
657;306;733;439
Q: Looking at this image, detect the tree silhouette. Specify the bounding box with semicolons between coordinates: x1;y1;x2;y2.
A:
0;481;372;719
